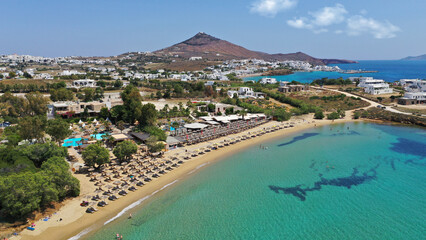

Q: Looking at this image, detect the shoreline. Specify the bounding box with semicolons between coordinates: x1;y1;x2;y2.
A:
18;116;358;240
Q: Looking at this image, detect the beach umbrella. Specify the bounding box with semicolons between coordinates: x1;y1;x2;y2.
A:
78;119;83;124
113;181;122;185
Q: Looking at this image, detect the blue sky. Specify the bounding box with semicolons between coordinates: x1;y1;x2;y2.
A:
0;0;424;60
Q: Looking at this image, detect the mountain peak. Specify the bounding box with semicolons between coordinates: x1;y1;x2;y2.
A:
182;32;221;46
153;32;355;65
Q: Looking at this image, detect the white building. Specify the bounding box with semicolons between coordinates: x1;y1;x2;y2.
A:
259;77;277;84
227;90;239;98
400;79;426;92
226;87;264;99
358;78;393;95
70;79;96;88
60;70;86;76
398;79;426;104
189;57;202;61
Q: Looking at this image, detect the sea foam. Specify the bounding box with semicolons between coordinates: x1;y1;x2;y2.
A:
68;179;179;239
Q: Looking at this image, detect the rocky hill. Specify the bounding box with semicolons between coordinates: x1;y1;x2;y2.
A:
153;32;355;65
401;54;426;61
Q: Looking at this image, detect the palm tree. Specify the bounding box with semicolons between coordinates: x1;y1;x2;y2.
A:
240;110;247;120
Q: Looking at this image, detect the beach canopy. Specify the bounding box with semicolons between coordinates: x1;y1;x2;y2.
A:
205;120;220;125
184;123;208;129
78;119;83;124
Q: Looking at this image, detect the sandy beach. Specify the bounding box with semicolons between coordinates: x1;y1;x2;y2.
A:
16;114;358;240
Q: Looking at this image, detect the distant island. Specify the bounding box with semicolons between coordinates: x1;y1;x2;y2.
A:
400;54;426;60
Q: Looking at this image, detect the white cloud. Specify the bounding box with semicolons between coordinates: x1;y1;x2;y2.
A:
250;0;298;17
309;4;347;26
287;17;312;29
285;4;401;39
286;4;347;34
347;15;400;39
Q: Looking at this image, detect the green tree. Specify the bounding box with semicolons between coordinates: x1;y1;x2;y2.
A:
0;173;45;219
239;109;247;120
50;88;74;102
83;88;95;102
25;92;49;116
9;72;16;78
46;118;72;143
173;84;184;97
146;136;164;153
327;112;340;120
353;111;361;119
82;143;110;169
99;107;110;120
20;142;67;168
113;140;137;162
41;156;80;198
207;103;215;112
120;85;142;124
114;80;123;88
18;115;47;141
314;110;325;119
116;120;125;133
23;72;32;79
143;126;166;141
139;103;158;127
81;106;89;119
94;87;104;100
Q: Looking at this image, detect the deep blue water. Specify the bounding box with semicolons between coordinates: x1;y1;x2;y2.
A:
245;60;426;83
87;122;426;240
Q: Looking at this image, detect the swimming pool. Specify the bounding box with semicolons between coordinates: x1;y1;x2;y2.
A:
63;133;107;147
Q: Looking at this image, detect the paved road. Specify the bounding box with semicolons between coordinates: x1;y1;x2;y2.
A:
312;86;425;117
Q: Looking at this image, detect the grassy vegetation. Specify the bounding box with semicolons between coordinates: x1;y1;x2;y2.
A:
355;108;426;127
286;91;369;112
392;106;426;116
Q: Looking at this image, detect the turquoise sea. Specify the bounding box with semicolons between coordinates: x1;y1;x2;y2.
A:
86;122;426;240
244;60;426;83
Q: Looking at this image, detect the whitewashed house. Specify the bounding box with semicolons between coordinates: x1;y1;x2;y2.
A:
260;77;277;84
358;78;393;95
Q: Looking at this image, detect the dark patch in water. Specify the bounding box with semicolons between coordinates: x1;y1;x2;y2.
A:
330;130;361;137
405;158;426;167
269;164;379;201
277;133;319;147
390;160;396;170
390;138;426;158
309;160;316;169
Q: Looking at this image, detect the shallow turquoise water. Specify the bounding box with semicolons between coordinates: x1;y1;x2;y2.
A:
87;123;425;240
245;60;426;83
63;133;106;147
